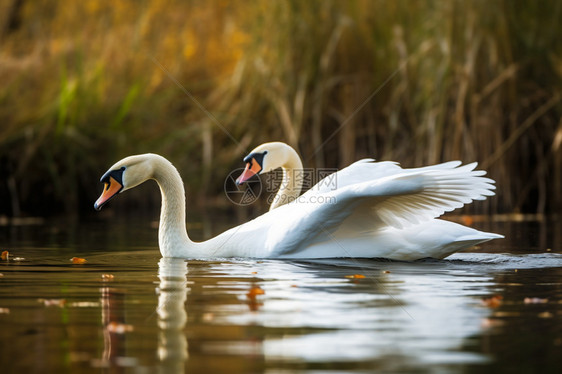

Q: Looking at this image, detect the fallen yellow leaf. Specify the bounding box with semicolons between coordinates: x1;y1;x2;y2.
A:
247;286;265;298
1;251;9;260
71;257;87;264
345;274;365;279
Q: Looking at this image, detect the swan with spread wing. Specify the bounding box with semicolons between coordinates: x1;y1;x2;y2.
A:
95;151;502;259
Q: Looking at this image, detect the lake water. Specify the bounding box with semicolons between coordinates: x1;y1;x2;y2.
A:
1;216;561;373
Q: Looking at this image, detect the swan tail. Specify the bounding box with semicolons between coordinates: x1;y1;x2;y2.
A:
428;231;504;259
454;232;505;244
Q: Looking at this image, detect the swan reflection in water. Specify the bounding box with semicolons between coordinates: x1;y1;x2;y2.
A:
156;257;189;369
152;257;514;370
91;251;562;371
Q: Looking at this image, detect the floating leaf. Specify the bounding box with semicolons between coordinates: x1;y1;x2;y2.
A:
481;318;505;329
524;297;548;304
202;312;214;322
247;286;265;298
39;298;67;307
71;257;87;264
0;307;9;314
246;287;264;311
481;295;503;308
345;274;365;279
69;301;100;308
106;321;134;333
1;251;8;260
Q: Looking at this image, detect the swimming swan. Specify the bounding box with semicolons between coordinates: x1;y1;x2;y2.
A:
237;142;304;210
94;153;502;260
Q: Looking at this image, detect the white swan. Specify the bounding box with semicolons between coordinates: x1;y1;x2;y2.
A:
237;142;304;210
94;153;502;260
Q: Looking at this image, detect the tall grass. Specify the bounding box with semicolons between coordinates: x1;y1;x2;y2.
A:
0;0;561;217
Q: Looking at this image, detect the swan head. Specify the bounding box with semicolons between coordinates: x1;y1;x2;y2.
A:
94;154;157;210
236;142;293;184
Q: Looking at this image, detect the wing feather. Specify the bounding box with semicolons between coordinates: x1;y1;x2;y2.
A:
266;160;497;256
298;160;495;233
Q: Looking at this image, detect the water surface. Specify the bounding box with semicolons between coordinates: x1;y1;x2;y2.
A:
0;218;561;373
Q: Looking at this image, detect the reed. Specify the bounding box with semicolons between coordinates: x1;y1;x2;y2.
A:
0;0;561;217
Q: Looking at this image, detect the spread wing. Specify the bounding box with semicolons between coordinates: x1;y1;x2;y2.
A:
309;159;466;196
264;162;496;256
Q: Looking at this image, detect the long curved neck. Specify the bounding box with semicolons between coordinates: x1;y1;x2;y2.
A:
270;146;304;210
152;157;194;257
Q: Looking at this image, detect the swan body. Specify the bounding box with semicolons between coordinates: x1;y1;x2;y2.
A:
95;152;502;260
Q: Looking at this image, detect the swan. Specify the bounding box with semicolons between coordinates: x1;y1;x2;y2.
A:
237;142;304;210
94;153;502;260
237;141;503;252
238;141;494;210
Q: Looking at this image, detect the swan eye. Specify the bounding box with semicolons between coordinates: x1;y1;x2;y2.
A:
99;166;126;184
243;151;267;170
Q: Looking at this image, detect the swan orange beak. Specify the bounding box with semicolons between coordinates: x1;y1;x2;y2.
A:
94;176;123;210
236;160;261;184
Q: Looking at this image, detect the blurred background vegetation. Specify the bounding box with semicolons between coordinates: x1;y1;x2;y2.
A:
0;0;561;219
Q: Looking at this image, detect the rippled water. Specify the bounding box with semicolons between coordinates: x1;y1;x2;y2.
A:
0;218;561;373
